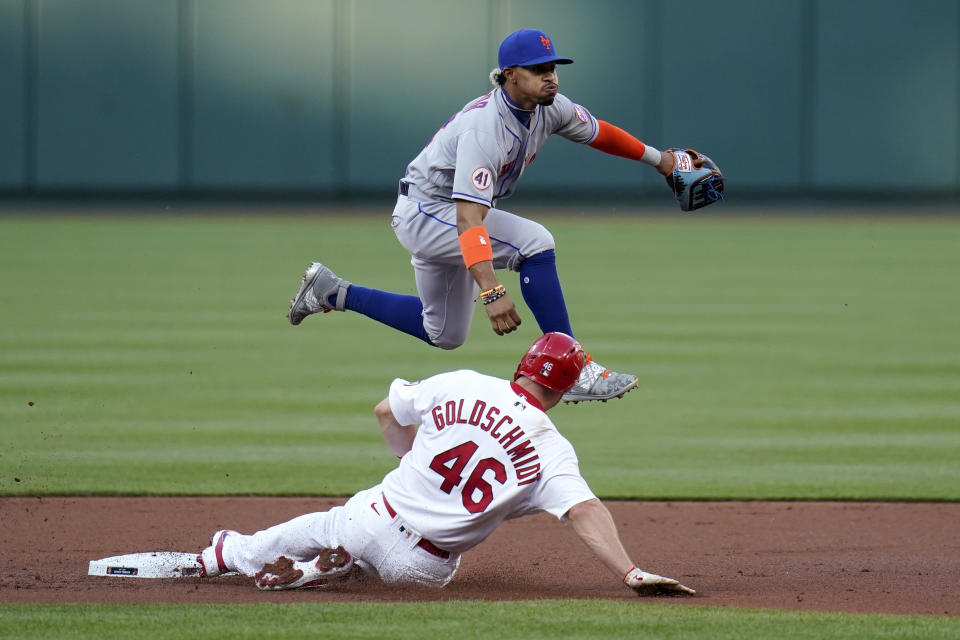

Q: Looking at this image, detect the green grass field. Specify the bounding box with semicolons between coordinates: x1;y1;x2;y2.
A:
2;213;958;498
1;211;959;638
2;601;958;640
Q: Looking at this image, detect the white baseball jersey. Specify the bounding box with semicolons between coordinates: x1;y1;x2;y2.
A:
403;87;599;208
380;370;596;555
210;370;594;587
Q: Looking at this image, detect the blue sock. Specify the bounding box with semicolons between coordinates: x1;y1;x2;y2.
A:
334;285;434;346
518;250;574;337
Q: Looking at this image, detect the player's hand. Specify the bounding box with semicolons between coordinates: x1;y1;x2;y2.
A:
656;150;676;177
656;148;708;176
623;566;695;596
484;294;522;335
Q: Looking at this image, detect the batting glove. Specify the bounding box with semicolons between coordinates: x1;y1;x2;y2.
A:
623;566;696;596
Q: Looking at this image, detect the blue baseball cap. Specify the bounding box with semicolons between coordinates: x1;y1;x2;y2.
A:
498;28;573;69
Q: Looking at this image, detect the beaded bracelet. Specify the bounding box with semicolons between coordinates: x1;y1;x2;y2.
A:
479;284;506;305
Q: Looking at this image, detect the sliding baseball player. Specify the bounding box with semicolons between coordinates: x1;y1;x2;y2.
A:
198;332;695;596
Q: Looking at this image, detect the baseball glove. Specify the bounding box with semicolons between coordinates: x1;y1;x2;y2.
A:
665;148;725;212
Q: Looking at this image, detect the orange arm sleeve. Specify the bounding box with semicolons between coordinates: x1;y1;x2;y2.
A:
588;120;648;161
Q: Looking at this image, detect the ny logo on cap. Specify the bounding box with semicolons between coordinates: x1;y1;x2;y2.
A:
539;35;552;50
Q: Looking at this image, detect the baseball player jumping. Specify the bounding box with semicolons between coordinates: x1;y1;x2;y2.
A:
287;28;723;404
198;332;694;596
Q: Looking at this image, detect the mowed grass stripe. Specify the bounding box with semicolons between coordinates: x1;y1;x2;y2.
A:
1;214;957;498
1;601;958;640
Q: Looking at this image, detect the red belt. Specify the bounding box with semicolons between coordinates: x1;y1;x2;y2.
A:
381;493;450;559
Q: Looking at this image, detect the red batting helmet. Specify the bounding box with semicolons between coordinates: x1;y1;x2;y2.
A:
514;332;587;393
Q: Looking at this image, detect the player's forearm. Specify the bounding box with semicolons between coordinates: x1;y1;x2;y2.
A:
567;499;635;578
588;120;663;169
455;200;489;234
374;398;416;457
467;262;501;291
455;200;499;289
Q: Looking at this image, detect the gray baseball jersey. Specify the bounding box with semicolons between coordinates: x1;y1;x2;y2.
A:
391;87;599;349
403;87;599;207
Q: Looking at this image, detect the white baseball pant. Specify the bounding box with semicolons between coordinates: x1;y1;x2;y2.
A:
218;485;461;587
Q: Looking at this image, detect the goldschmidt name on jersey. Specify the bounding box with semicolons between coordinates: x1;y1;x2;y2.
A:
430;397;541;485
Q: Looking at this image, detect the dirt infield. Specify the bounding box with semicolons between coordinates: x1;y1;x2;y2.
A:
1;498;957;616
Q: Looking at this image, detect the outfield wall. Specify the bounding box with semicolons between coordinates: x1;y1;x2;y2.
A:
0;0;958;198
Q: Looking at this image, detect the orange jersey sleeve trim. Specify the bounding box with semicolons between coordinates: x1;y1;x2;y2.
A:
588;120;648;161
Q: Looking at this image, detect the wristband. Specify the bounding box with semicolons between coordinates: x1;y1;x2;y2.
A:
458;226;493;269
640;145;661;168
479;284;506;305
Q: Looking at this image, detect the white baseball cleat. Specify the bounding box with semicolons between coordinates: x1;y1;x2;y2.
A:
562;355;638;403
286;262;351;326
197;530;236;577
254;546;354;590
